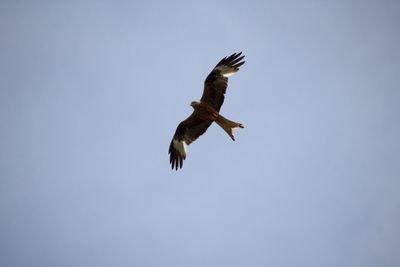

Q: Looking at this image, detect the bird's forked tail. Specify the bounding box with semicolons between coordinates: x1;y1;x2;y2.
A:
215;114;244;141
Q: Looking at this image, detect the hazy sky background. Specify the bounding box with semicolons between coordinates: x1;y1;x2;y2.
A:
1;1;399;266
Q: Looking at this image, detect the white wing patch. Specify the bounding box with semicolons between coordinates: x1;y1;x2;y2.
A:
216;65;237;77
173;139;187;159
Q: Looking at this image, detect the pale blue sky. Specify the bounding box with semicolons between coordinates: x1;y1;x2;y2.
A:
1;1;399;266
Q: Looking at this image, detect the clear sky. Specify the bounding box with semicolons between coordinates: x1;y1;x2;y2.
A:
1;1;399;266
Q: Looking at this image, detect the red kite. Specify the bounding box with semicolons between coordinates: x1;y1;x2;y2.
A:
168;52;245;170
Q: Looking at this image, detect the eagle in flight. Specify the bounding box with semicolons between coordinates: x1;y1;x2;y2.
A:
168;52;245;170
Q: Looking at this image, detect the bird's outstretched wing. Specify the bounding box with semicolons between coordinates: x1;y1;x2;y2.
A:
168;113;212;170
200;52;245;111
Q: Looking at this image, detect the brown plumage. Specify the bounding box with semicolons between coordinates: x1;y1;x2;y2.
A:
168;52;245;170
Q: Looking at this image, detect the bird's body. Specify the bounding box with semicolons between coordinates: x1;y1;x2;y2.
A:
169;52;245;170
191;100;243;140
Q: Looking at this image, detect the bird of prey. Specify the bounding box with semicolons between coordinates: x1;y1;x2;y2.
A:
168;52;245;170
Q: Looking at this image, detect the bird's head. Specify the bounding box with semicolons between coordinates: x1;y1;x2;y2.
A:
190;101;200;109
